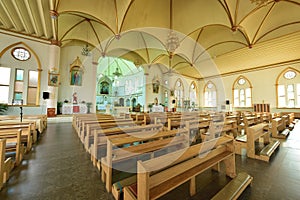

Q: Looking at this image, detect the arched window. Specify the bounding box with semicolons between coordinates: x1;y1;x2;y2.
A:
0;43;41;105
233;76;252;107
174;79;184;107
204;81;217;107
276;68;300;108
164;90;168;106
189;81;197;107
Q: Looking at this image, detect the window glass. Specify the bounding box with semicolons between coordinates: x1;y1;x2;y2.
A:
277;69;299;108
12;47;30;61
233;76;252;107
0;86;9;103
14;93;23;100
284;71;296;80
16;69;24;81
0;67;11;85
29;70;38;87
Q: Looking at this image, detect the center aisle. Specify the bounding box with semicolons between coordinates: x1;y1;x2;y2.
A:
0;122;112;200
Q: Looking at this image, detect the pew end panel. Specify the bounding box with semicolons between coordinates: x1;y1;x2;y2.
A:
0;139;15;190
235;123;280;162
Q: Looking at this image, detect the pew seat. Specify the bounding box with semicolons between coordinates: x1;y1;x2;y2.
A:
211;172;253;200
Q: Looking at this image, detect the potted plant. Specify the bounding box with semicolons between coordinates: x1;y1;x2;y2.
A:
147;103;153;112
86;102;92;113
0;103;8;115
57;101;63;114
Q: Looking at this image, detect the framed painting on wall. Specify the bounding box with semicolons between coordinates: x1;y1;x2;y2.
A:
48;72;60;87
70;66;83;86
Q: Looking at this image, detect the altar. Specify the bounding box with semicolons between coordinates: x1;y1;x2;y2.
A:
62;103;87;114
152;105;164;112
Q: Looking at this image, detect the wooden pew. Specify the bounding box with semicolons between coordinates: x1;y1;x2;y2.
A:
258;112;272;124
185;118;211;144
235;123;280;162
0;129;25;166
89;124;163;166
123;135;236;200
77;116;121;135
0;117;41;143
211;172;253;200
23;114;47;134
0;114;47;134
167;116;195;130
72;113;103;128
0;139;15;190
101;128;189;193
0;122;33;152
200;120;238;142
74;114;117;134
144;113;166;125
225;114;240;125
240;116;259;134
271;118;289;139
83;120;139;148
80;118;134;143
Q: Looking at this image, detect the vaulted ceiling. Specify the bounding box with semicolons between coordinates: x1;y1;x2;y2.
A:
1;0;300;79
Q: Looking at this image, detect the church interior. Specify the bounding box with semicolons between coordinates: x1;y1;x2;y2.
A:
0;0;300;199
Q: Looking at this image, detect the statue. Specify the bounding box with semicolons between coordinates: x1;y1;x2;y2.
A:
73;92;78;104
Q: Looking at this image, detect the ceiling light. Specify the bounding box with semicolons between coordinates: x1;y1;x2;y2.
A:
81;44;91;56
166;30;180;56
112;67;122;77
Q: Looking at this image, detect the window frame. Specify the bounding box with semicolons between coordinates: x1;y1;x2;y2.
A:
0;43;41;106
11;47;31;61
0;67;11;104
203;81;217;107
276;68;300;108
232;76;253;108
189;81;198;107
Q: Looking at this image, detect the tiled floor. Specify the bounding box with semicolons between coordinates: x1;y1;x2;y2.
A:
0;121;299;200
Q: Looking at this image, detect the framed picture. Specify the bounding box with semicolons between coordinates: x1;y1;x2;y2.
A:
152;80;160;94
70;66;83;86
170;90;174;96
48;72;60;87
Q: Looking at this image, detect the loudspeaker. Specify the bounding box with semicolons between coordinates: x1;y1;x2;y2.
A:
225;100;230;105
172;99;176;104
43;92;50;100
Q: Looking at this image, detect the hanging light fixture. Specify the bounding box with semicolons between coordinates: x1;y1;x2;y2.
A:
81;19;91;56
112;67;122;77
81;44;91;56
166;30;180;56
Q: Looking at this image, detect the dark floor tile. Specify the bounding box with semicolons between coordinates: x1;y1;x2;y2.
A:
0;121;300;200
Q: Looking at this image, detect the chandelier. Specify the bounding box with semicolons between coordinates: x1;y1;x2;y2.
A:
112;67;122;77
250;0;269;6
166;30;180;56
81;44;91;56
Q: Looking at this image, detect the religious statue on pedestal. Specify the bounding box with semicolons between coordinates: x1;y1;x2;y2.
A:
73;92;78;104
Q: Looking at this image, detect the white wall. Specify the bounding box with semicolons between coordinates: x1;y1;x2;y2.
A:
200;64;300;113
58;46;97;112
0;33;52;115
144;64;164;111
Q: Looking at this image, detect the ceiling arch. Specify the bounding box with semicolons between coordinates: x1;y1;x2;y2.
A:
0;0;300;78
